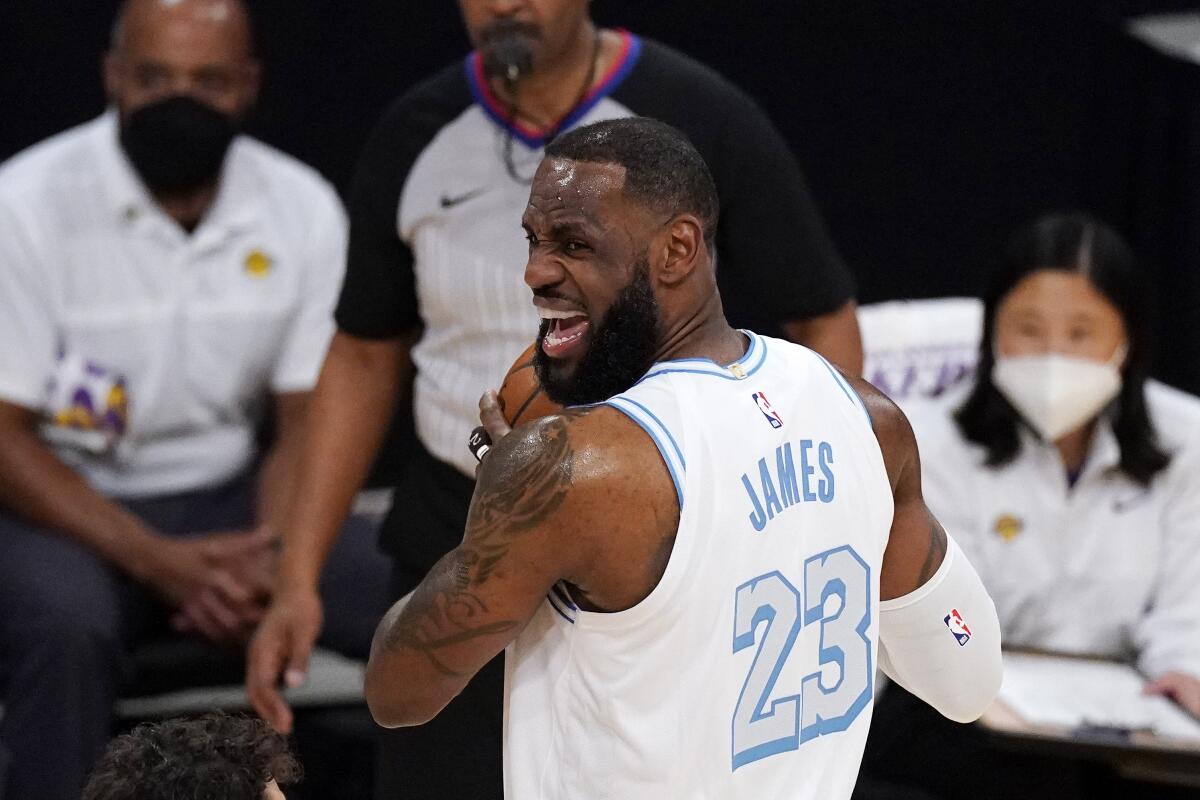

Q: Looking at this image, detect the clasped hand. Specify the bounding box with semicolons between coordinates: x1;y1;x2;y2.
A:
147;525;277;644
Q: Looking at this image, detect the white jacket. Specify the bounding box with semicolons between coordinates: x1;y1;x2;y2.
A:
908;381;1200;680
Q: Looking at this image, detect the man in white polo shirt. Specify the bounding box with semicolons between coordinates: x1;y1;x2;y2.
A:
0;2;389;798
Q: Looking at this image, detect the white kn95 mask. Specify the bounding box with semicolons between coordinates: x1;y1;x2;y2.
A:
991;348;1125;442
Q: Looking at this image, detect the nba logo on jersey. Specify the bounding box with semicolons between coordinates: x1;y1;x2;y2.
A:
944;609;972;646
751;391;783;428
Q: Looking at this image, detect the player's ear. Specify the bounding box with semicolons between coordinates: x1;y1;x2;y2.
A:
657;214;703;287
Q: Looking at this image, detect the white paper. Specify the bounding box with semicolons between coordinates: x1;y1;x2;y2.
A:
998;652;1200;741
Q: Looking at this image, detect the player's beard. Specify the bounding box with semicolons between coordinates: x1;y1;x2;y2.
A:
479;18;537;87
535;259;660;407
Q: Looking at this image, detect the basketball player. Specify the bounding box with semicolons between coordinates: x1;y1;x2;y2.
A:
364;118;1002;798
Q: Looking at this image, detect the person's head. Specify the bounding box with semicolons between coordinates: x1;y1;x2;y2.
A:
956;212;1170;483
105;0;259;194
522;117;720;405
82;713;300;800
458;0;592;85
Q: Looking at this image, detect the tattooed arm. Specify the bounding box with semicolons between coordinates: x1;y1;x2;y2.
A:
365;410;599;727
846;374;1002;721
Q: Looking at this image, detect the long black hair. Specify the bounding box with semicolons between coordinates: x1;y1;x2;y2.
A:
954;212;1170;485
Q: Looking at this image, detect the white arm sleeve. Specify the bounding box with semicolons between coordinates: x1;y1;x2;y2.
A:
878;534;1002;723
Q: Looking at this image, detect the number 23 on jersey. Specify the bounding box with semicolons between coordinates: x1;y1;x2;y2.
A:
731;545;873;771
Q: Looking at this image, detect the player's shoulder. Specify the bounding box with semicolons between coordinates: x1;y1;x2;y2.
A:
482;406;670;501
491;405;656;464
841;373;918;490
845;374;914;439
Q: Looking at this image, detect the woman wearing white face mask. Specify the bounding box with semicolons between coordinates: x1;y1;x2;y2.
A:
855;213;1200;800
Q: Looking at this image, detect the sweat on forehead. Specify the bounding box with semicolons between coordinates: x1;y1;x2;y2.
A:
547;157;625;195
524;159;630;228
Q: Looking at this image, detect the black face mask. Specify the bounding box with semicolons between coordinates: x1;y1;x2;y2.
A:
119;95;239;194
534;259;661;407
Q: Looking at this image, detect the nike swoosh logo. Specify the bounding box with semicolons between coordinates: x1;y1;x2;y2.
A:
440;187;488;209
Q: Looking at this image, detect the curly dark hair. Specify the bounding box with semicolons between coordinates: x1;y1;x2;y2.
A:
83;713;302;800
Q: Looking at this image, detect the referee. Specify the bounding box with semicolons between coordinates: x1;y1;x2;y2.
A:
248;2;862;796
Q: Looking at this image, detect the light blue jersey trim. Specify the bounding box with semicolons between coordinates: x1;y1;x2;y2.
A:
604;397;685;508
815;354;872;425
616;397;686;471
639;330;767;383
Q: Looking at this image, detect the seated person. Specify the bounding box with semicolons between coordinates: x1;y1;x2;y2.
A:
83;713;300;800
0;2;388;799
857;212;1200;800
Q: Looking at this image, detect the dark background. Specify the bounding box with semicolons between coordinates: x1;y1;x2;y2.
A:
4;1;1200;389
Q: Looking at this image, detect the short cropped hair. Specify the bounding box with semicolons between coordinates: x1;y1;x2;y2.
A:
545;117;720;249
83;713;301;800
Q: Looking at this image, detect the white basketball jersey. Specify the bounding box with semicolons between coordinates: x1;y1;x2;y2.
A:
503;332;895;799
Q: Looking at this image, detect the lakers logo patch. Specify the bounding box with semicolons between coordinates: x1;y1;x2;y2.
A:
993;514;1022;541
244;249;273;278
45;353;130;454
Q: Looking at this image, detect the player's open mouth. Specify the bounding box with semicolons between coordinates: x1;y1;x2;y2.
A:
538;308;590;358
